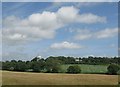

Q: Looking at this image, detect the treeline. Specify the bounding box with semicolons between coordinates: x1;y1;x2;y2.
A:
2;57;62;73
1;56;120;74
45;56;120;65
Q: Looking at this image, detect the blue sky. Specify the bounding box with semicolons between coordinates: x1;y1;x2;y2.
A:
2;2;118;61
0;2;1;61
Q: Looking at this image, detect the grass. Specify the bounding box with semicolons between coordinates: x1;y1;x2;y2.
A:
2;70;118;85
60;64;108;74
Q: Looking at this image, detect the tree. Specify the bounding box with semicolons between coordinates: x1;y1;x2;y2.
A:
45;58;61;73
31;59;46;72
107;64;120;75
117;70;120;75
51;66;61;73
67;65;81;74
15;61;27;71
2;60;17;71
32;61;41;72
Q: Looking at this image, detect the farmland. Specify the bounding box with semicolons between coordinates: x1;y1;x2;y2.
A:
2;70;118;85
1;58;119;85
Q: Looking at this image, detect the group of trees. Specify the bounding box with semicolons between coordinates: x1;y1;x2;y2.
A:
2;57;62;73
35;56;119;65
77;56;119;65
1;56;120;74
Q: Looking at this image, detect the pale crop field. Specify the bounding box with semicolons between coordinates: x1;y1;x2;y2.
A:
2;70;118;85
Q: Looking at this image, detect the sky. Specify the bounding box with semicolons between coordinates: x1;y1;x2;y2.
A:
1;0;120;2
0;2;2;61
2;2;118;61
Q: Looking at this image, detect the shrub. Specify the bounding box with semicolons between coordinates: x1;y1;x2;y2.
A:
107;64;120;75
51;66;61;73
67;65;81;74
117;70;120;75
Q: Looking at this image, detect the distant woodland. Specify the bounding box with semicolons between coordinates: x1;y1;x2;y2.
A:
1;56;120;74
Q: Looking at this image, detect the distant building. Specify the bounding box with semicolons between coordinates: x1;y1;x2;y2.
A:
36;56;42;59
75;58;82;63
75;58;79;62
26;69;33;72
31;56;42;62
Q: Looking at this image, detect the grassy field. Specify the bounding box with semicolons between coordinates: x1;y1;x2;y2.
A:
2;70;118;85
61;64;108;74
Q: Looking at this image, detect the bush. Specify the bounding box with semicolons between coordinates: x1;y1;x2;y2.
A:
51;66;61;73
45;65;61;73
117;70;120;75
67;65;81;74
107;64;120;75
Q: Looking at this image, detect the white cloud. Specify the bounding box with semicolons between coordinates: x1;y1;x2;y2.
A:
74;29;92;40
95;28;118;39
57;6;79;23
75;28;118;40
78;13;106;24
50;41;83;49
3;6;106;45
57;7;106;24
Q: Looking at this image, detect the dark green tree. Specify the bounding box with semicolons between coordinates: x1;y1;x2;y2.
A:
45;58;61;73
15;60;27;71
107;64;120;75
31;59;45;72
67;65;81;74
32;61;41;72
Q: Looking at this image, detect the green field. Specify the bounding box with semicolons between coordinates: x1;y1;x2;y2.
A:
61;64;108;74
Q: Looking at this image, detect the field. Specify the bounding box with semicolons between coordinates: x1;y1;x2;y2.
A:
61;64;108;74
2;70;118;85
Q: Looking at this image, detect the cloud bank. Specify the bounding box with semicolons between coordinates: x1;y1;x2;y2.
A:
75;28;118;40
50;41;83;49
3;6;106;45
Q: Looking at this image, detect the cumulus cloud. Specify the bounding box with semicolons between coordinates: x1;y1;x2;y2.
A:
3;6;106;45
75;29;92;40
57;6;79;23
57;6;106;24
50;41;83;49
78;13;106;24
95;28;118;39
75;28;118;40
